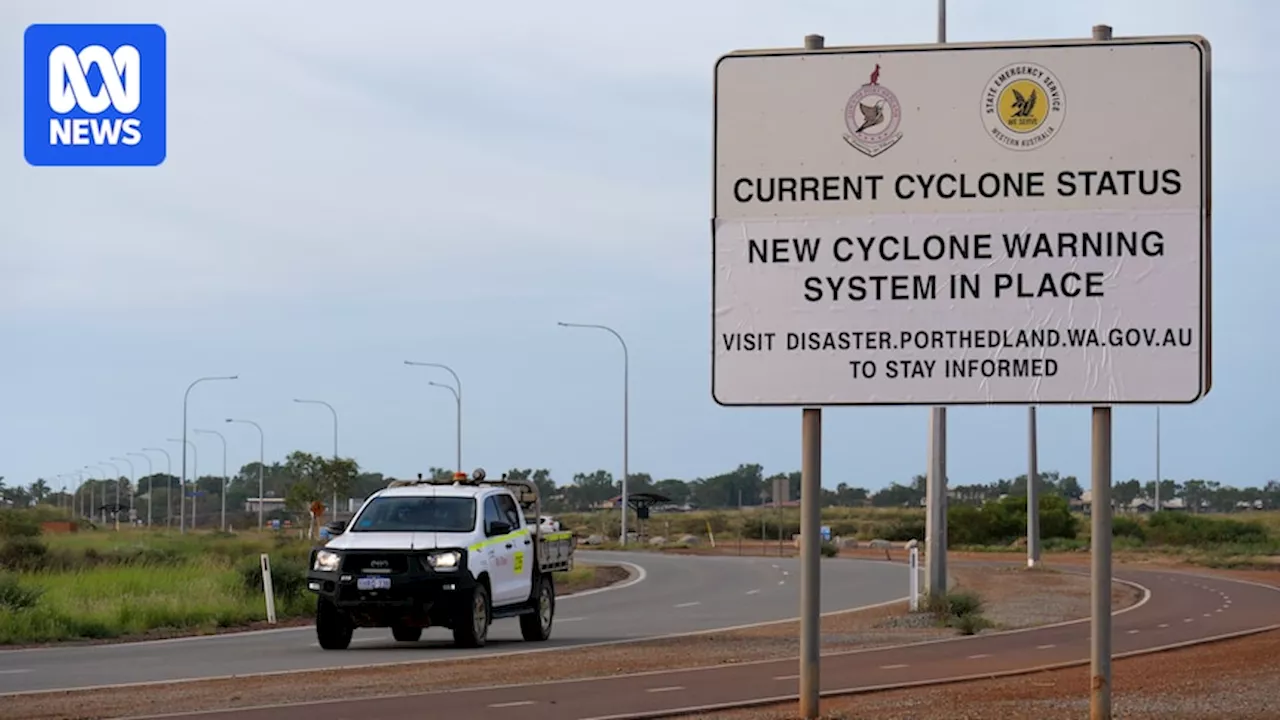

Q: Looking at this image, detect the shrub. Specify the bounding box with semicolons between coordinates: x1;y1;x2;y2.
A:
0;573;42;611
947;495;1079;547
820;541;838;557
0;511;41;539
1111;516;1146;540
0;537;49;572
238;555;307;602
1145;512;1270;547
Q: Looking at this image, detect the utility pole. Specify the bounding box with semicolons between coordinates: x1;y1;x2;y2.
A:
404;361;464;473
1028;406;1041;567
181;375;238;533
127;452;153;526
226;419;266;530
427;381;463;475
556;322;630;545
142;447;172;528
194;429;229;531
293;398;339;520
925;0;950;602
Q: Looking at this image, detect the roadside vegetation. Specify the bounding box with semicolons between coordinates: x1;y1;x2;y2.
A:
558;499;1280;569
0;508;616;645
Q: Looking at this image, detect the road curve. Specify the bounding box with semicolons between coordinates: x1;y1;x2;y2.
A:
119;564;1280;720
0;551;911;694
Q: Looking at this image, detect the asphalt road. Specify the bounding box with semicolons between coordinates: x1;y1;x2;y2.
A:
0;550;911;694
121;565;1280;720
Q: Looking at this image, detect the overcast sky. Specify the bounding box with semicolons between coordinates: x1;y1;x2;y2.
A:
2;0;1276;495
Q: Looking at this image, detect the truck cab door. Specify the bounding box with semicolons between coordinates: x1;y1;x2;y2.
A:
493;493;532;603
482;496;516;604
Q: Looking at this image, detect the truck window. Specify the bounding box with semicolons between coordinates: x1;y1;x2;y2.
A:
350;496;476;533
483;496;504;535
494;494;523;528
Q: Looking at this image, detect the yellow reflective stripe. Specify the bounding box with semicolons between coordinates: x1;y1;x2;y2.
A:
468;527;530;552
543;532;573;542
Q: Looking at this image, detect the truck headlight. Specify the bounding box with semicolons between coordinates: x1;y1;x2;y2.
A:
426;550;460;570
313;550;340;572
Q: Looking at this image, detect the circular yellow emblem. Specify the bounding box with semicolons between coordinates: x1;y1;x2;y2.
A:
981;63;1065;151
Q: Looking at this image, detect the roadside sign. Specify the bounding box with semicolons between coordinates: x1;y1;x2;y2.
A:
712;36;1210;407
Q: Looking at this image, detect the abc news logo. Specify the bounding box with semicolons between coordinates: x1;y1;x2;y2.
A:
24;24;167;167
48;44;143;146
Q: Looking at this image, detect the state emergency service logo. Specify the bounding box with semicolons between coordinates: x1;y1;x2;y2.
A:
981;62;1066;151
843;63;903;157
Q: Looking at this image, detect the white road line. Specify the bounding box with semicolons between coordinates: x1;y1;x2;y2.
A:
1158;623;1170;628
558;617;585;623
773;674;799;681
1035;644;1055;650
771;564;779;569
1184;618;1194;623
646;686;685;693
0;669;31;675
880;663;909;669
967;653;991;660
778;580;785;585
745;589;760;595
1203;613;1212;617
782;571;789;576
674;601;701;608
1127;630;1140;635
1215;608;1223;613
488;700;535;708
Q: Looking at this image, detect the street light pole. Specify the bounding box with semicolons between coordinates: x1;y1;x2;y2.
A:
83;466;104;523
294;398;339;520
557;321;630;545
182;375;238;534
194;429;229;531
100;461;122;530
226;419;266;530
168;438;198;529
142;447;173;528
110;456;135;526
404;361;464;472
127;452;153;526
426;381;462;474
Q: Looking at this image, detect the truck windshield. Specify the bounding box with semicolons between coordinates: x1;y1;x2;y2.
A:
350;496;476;533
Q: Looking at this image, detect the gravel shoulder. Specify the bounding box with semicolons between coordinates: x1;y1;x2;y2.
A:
0;561;1134;720
671;565;1280;720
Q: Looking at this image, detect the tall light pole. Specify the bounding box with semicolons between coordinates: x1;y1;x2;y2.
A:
404;361;463;472
226;418;266;530
127;452;153;526
83;466;103;522
110;456;135;526
294;398;339;520
169;438;198;530
182;375;238;534
557;321;630;545
100;461;122;530
194;428;229;531
142;447;173;528
1155;406;1162;512
427;381;462;474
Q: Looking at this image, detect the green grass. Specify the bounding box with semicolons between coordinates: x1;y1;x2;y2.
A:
0;528;319;644
0;524;624;645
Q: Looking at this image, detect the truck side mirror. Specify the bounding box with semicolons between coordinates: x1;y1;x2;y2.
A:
487;520;511;536
325;520;347;535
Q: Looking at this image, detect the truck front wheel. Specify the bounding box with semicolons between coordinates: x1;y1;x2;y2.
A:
452;583;490;648
316;598;353;650
520;573;554;642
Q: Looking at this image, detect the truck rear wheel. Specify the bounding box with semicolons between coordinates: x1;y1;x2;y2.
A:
316;598;353;650
520;573;554;642
452;583;490;648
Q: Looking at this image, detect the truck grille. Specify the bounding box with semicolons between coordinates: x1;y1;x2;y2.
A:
341;553;410;574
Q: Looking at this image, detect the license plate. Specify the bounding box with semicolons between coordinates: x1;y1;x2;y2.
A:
357;576;391;590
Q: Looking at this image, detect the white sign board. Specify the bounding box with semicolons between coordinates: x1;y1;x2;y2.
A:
712;36;1210;407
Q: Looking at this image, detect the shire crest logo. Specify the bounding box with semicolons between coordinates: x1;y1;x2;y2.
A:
842;63;903;157
23;23;168;167
981;62;1066;152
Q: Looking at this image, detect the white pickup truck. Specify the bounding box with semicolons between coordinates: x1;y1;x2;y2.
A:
306;468;575;650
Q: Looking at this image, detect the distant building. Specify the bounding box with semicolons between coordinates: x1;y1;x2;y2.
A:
244;497;287;514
